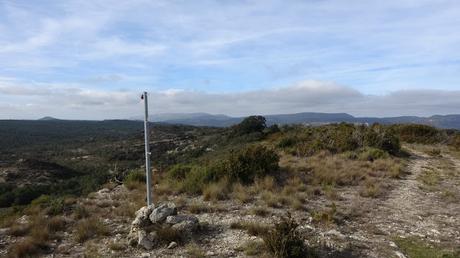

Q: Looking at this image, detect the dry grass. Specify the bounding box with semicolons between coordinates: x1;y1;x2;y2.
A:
237;240;267;256
6;215;63;258
7;224;30;237
312;204;337;227
203;179;229;202
108;242;126;251
360;179;382;198
74;217;109;243
232;183;252;203
7;237;47;258
188;200;211;214
186;244;206;258
230;220;270;236
250;206;270;217
156;226;183;244
254;176;276;192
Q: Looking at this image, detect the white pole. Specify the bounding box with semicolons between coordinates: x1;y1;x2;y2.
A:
143;92;153;205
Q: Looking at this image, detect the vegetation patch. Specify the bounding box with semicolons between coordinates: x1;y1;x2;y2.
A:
394;237;459;258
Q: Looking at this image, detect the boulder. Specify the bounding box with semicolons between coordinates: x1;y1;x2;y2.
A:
132;204;155;228
149;202;177;224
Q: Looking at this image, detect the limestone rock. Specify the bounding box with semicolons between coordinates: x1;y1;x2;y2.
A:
167;241;178;249
149;202;177;224
132;204;155;228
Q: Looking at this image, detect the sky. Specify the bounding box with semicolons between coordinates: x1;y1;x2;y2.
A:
0;0;459;120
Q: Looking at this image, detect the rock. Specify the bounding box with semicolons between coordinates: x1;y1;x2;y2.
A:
149;202;177;224
132;205;155;228
56;243;71;253
167;241;178;249
166;214;199;225
140;253;150;258
98;188;110;194
325;229;345;239
172;219;199;235
138;230;154;250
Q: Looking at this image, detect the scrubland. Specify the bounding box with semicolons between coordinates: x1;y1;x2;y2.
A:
1;119;459;257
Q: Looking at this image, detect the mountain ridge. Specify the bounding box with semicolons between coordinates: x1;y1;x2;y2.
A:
130;112;460;129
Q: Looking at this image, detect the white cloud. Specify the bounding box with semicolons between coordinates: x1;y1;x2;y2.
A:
1;78;459;119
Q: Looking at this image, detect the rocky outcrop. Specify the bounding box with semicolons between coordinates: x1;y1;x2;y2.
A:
128;202;199;250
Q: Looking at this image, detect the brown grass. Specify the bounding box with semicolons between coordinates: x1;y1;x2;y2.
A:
203;179;229;202
230;221;270;236
74;217;109;243
232;183;252;203
250;206;270;217
7;237;47;258
7;224;30;237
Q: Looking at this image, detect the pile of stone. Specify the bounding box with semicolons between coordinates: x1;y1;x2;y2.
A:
128;202;199;250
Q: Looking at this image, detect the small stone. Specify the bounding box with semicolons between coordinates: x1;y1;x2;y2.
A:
325;229;345;239
206;251;215;256
140;253;150;258
149;202;177;224
167;241;178;249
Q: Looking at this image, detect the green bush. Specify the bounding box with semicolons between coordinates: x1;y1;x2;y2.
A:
394;124;443;144
181;165;220;194
358;148;389;161
167;164;195;180
31;195;68;215
123;169;146;184
263;214;309;258
224;145;279;184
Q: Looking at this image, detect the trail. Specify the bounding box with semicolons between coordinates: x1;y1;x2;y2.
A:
362;147;460;257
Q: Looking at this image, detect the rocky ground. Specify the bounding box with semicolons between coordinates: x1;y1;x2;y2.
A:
1;145;459;258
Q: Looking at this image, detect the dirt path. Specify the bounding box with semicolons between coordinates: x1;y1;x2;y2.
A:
361;147;460;257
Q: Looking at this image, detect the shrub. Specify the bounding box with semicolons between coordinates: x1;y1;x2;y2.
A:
124;169;146;190
124;169;146;183
181;166;219;194
224;145;279;184
167;164;195;180
263;214;308;258
394;124;442;144
358;148;389;161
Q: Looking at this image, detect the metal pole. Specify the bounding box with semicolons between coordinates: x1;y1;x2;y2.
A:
143;92;153;205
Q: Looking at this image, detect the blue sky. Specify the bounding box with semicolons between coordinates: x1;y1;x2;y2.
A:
0;0;459;119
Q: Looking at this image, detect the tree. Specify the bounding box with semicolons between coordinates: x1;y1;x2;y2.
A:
233;115;267;135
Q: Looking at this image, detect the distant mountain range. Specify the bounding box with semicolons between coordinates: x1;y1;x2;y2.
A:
130;112;460;129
